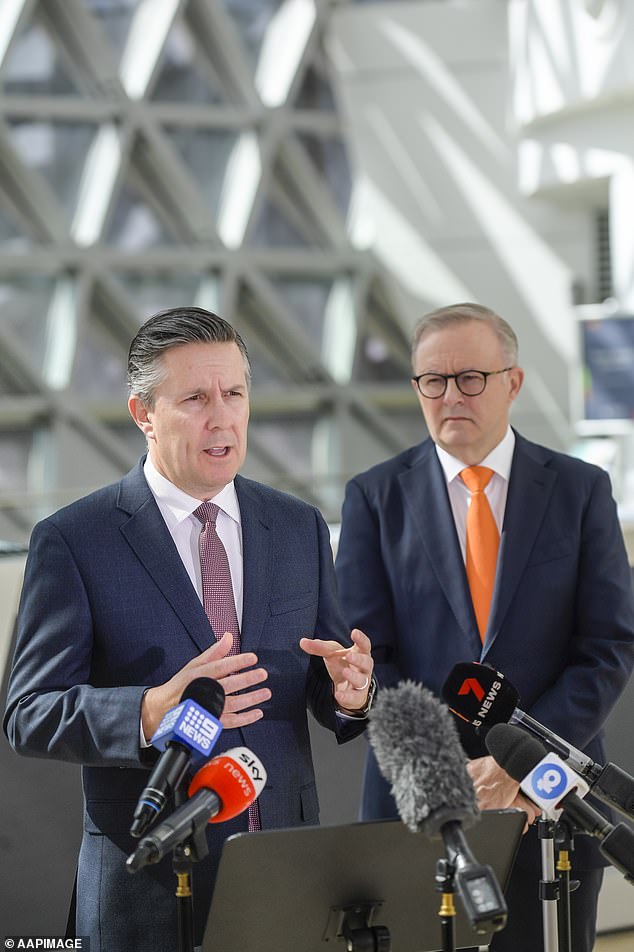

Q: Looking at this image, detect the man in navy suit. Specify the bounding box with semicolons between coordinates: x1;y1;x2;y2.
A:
335;302;634;952
4;307;374;951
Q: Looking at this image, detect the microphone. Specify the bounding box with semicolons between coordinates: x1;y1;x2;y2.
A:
126;747;267;873
130;677;225;838
485;723;634;883
368;681;507;934
442;661;634;821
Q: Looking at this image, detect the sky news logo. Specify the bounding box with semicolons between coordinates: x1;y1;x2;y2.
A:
4;939;89;949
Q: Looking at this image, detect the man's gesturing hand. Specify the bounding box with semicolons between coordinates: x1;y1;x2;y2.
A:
141;632;270;740
300;628;374;713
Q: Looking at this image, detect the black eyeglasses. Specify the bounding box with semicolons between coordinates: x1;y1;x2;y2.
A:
411;367;514;399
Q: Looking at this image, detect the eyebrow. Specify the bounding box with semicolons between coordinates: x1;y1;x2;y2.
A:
181;381;247;394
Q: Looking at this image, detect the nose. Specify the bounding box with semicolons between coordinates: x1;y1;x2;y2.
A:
442;377;464;405
204;390;231;427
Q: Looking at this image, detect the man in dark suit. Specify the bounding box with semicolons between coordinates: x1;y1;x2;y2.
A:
4;307;374;951
335;302;634;952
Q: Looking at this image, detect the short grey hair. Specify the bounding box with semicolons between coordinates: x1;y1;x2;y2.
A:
127;306;251;406
411;303;519;367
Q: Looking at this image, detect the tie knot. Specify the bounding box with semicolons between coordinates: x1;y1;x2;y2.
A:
460;466;494;494
193;502;220;526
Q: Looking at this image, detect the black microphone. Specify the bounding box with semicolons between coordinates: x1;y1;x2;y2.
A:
368;680;507;934
442;661;634;822
127;746;267;873
485;723;634;883
130;677;225;839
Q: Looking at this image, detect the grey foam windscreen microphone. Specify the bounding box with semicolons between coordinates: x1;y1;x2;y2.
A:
368;680;479;836
370;681;509;933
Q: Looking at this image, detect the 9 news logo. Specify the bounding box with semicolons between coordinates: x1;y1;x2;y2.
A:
530;762;569;800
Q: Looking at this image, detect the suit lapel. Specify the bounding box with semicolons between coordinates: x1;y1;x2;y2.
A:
399;441;482;657
483;436;557;655
117;462;213;655
235;475;272;653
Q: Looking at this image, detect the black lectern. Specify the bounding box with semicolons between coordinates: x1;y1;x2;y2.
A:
202;810;525;952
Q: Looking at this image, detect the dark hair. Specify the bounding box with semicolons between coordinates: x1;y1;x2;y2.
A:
127;306;251;405
411;302;519;366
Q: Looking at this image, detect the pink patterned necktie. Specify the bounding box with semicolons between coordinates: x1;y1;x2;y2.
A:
193;502;241;655
193;501;261;831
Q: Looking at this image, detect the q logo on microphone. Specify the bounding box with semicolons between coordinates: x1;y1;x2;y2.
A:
520;753;589;819
531;763;569;799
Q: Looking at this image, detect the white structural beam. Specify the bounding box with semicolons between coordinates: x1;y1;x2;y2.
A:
71;123;126;247
610;164;634;311
119;0;183;101
0;0;32;68
255;0;317;107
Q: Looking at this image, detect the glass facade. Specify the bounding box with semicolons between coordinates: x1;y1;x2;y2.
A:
0;0;416;541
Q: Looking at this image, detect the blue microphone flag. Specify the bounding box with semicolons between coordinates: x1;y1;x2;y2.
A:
151;698;222;764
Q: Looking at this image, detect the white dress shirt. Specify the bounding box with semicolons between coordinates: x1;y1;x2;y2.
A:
143;456;243;624
139;459;244;746
435;427;515;561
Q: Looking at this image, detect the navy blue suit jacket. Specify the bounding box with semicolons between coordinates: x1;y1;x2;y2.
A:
335;432;634;864
4;461;363;949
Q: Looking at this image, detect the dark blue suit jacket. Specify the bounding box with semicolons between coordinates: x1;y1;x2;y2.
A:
4;461;363;949
335;433;634;865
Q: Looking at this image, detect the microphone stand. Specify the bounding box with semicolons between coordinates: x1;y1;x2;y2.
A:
173;841;195;952
538;815;560;952
554;819;576;952
435;858;457;952
170;787;210;952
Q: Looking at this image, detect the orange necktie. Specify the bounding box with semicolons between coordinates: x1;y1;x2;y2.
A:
460;466;499;642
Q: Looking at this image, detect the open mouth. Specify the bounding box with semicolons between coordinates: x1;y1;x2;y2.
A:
204;446;230;457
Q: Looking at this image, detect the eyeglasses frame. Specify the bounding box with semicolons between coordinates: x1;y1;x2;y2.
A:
411;367;515;399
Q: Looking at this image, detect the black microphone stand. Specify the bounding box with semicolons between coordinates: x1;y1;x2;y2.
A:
554;818;577;952
435;858;457;952
173;840;195;952
170;787;210;952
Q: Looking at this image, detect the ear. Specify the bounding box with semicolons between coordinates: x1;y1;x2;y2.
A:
128;395;154;439
507;367;524;403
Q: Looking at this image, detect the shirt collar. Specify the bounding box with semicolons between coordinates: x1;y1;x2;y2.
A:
435;426;515;484
143;456;241;526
